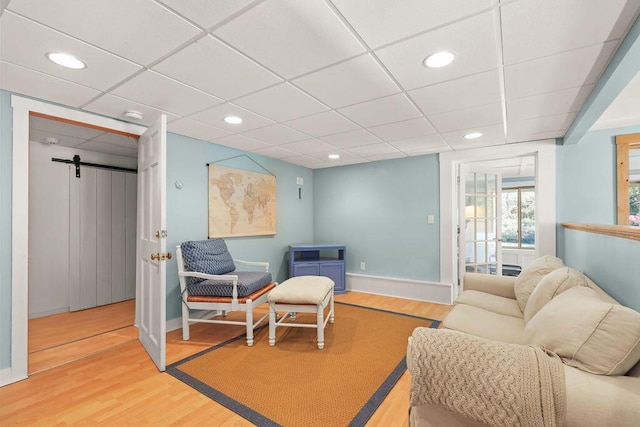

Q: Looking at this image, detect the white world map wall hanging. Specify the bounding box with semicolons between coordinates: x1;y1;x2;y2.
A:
207;157;276;238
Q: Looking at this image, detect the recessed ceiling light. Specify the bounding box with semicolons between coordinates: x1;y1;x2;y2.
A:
224;116;243;125
464;132;483;139
423;51;456;69
46;52;86;69
328;154;340;160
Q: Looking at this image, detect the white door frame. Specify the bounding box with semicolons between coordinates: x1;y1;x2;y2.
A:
5;95;146;386
439;140;557;301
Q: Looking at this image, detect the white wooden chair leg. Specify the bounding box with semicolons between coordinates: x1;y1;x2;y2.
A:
329;292;335;324
317;303;325;350
245;300;254;346
182;302;190;341
269;303;276;347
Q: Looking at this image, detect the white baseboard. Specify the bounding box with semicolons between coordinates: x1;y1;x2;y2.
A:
166;309;221;333
346;273;453;305
0;366;27;387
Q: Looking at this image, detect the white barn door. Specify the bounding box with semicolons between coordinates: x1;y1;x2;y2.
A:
136;115;167;371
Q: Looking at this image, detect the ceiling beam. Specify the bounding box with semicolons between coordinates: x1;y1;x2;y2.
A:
563;14;640;145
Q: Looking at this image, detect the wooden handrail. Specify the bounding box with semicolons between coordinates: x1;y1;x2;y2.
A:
562;223;640;241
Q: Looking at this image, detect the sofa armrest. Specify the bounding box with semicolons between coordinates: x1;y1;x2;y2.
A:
408;327;565;427
463;273;516;299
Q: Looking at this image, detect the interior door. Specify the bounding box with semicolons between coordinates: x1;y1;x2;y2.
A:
136;114;167;371
458;164;502;290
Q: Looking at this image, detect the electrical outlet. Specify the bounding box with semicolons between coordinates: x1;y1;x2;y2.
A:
427;214;434;224
360;262;366;270
296;177;303;185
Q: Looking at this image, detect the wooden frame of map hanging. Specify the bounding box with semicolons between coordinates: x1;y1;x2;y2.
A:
208;164;276;238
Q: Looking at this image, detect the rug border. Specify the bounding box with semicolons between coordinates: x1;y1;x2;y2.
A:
167;302;441;427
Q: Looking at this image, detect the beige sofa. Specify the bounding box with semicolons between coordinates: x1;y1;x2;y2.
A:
408;256;640;427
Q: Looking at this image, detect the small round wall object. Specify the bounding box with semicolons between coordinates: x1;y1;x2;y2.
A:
175;180;183;189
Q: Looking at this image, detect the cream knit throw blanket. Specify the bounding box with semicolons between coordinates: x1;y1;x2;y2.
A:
408;328;566;427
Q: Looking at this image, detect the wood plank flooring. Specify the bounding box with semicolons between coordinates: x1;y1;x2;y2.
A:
2;292;451;426
28;300;136;374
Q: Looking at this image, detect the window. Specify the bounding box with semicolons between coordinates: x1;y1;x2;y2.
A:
502;187;535;249
630;182;640;226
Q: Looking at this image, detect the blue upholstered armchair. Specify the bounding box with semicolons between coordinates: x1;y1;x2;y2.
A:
176;239;276;346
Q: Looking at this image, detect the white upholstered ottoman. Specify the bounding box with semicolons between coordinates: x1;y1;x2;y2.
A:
267;276;335;349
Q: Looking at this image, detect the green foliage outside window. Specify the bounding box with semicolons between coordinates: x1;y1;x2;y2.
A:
630;183;639;226
502;187;535;248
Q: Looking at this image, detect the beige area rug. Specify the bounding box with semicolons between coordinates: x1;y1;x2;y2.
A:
167;302;439;427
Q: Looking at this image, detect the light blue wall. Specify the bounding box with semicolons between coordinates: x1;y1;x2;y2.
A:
0;91;12;369
557;125;640;311
165;133;314;321
313;155;440;282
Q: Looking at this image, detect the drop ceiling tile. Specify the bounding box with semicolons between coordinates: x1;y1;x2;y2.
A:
111;70;222;116
375;12;498;90
283;155;330;169
429;102;503;133
1;61;100;107
213;0;365;78
189;103;275;132
506;130;565;144
338;93;421;127
30;116;103;140
450;138;506;151
507;86;592;122
501;0;639;65
320;129;382;149
157;0;256;30
153;35;281;100
76;140;138;158
363;152;408;162
29;128;87;147
278;139;338;155
285;111;360;137
507;113;576;142
168;117;232;141
83;93;180;126
292;54;400;108
0;12;141;91
8;0;201;65
346;143;399;157
309;149;362;164
441;123;506;147
408;69;502;115
504;41;618;100
242;124;309;145
234;83;328;122
252;145;298;160
388;134;450;153
213;134;271;152
90;132;138;149
332;0;492;49
368;118;437;141
592;71;640;130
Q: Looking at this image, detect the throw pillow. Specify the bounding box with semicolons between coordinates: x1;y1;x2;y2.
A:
180;239;236;285
523;267;588;323
524;286;640;376
514;255;564;312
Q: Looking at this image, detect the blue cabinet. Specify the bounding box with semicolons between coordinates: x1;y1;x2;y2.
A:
289;244;346;294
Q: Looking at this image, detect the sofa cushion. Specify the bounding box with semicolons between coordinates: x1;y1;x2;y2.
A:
180;239;236;285
455;290;523;318
514;255;564;312
524;286;640;375
443;304;525;344
523;267;588;323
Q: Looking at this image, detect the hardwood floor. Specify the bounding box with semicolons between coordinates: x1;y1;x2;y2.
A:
28;300;136;374
2;292;451;426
